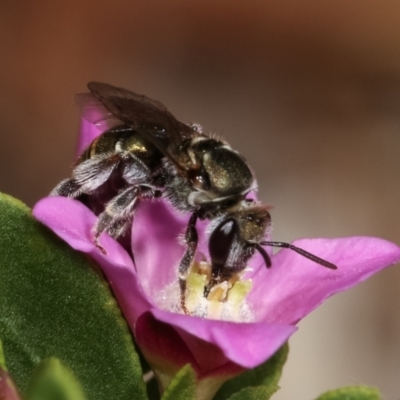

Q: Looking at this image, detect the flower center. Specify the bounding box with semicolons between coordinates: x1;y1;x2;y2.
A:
155;260;254;322
185;261;253;321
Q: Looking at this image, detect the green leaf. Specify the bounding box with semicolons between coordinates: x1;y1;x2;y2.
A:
161;364;196;400
0;193;148;400
227;386;276;400
214;343;288;400
314;386;382;400
26;358;87;400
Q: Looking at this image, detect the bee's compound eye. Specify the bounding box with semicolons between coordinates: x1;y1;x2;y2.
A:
209;218;238;267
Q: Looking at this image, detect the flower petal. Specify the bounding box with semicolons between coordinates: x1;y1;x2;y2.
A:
0;369;21;400
249;237;400;324
136;311;245;397
76;117;103;157
144;308;296;371
131;201;208;298
33;196;152;321
74;94;121;156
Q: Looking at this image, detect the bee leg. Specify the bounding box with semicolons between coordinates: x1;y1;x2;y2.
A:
51;178;82;197
93;186;141;251
204;266;223;298
178;212;199;314
122;155;151;185
72;153;121;194
50;153;121;198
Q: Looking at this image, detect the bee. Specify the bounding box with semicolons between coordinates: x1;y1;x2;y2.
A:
52;82;336;313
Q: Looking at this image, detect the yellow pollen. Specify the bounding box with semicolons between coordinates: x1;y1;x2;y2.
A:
184;261;253;321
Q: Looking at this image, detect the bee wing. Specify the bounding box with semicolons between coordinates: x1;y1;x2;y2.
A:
75;93;122;132
87;82;194;170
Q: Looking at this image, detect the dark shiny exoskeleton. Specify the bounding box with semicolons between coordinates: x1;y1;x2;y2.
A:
52;82;336;313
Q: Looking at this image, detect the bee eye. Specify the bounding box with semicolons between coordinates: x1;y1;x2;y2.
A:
209;218;238;267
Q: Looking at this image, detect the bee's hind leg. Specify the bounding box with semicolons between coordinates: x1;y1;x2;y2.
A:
50;153;121;198
51;178;83;198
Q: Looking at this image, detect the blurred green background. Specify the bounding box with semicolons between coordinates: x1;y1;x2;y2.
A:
0;1;399;398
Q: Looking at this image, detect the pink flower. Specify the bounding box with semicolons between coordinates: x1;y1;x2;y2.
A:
33;100;400;396
33;196;400;374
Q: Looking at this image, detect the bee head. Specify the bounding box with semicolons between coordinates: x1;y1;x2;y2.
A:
208;200;271;273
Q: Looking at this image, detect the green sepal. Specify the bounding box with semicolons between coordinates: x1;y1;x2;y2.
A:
226;386;276;400
314;386;382;400
26;358;87;400
161;364;196;400
214;343;288;400
0;337;7;370
0;193;147;400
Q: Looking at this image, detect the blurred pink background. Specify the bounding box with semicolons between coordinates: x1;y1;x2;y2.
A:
1;1;399;398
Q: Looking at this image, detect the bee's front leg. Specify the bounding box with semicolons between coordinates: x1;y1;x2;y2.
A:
178;212;199;314
94;184;161;253
94;186;141;253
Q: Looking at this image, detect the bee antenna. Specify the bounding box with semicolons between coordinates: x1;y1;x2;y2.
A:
260;241;337;270
253;243;272;268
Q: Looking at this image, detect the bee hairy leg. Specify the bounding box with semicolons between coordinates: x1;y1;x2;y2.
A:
93;186;141;251
50;153;121;198
178;212;199;314
50;178;82;197
93;184;161;252
121;155;151;185
72;153;121;194
204;266;227;298
179;280;189;315
93;218;130;255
